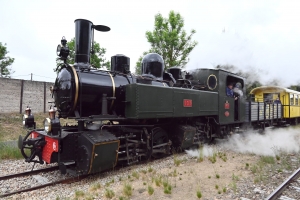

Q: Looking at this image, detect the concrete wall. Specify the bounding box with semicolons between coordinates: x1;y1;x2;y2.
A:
0;77;54;113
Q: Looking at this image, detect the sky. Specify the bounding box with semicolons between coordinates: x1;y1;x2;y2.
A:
1;0;300;86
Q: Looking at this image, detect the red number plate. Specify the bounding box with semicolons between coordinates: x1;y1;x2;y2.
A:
183;99;192;107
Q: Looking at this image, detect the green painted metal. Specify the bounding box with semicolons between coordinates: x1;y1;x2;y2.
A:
125;83;218;119
169;125;196;149
90;140;119;174
191;68;246;124
78;131;119;174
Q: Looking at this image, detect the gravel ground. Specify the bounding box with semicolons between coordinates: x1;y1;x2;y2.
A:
0;148;299;200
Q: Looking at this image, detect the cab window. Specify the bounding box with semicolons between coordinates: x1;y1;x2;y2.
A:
226;76;244;97
296;95;299;105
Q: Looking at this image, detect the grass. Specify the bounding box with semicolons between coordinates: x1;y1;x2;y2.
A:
154;175;162;187
216;174;220;179
172;169;177;177
260;156;275;164
197;145;204;162
148;185;154;195
105;188;115;199
232;173;239;181
148;166;153;173
0;145;25;160
230;181;237;193
254;173;264;184
89;183;101;192
245;163;249;169
217;151;227;162
208;150;217;163
0;113;26;141
168;169;177;177
132;171;139;179
75;190;85;198
0;112;76;160
105;178;115;187
0;112;76;142
223;187;227;193
250;164;258;174
173;155;182;166
250;153;292;184
162;179;169;188
163;184;172;194
123;183;133;197
196;190;202;198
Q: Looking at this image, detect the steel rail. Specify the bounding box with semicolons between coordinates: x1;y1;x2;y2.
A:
266;167;300;200
0;174;88;198
0;146;173;198
0;166;59;181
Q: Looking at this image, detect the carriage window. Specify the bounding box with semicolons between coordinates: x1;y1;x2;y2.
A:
296;95;299;105
290;94;294;105
263;93;273;103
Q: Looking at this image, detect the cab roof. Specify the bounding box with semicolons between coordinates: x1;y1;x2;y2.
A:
250;86;300;95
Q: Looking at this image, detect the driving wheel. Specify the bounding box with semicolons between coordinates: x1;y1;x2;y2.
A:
151;127;169;158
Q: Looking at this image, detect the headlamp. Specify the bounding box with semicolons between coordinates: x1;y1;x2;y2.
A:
44;107;61;135
56;45;62;56
22;114;28;126
23;107;35;129
44;118;52;133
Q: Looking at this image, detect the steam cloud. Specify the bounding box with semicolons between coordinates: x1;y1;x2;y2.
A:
186;127;300;157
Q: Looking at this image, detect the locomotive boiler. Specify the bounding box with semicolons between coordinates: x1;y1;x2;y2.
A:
55;19;166;120
19;19;287;175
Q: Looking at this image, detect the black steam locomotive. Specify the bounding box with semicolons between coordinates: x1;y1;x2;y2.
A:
19;19;284;175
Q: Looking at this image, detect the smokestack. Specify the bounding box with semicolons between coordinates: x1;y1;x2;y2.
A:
74;19;93;65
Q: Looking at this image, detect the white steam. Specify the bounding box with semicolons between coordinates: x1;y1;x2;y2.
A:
186;127;300;157
233;87;244;97
185;146;217;157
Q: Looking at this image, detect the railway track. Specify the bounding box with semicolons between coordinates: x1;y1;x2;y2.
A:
0;165;59;181
0;155;167;198
266;167;300;200
0;166;88;198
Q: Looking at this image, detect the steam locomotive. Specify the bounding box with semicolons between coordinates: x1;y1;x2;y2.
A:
19;19;285;175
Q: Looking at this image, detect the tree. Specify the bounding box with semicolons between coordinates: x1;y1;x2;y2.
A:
0;43;15;78
288;83;300;92
135;11;198;74
55;38;110;72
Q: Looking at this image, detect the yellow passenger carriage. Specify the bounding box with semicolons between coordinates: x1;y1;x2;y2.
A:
250;86;300;124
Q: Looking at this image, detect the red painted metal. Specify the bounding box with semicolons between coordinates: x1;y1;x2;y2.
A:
225;102;230;109
31;131;39;138
183;99;192;107
225;111;230;117
30;132;58;164
42;136;59;163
